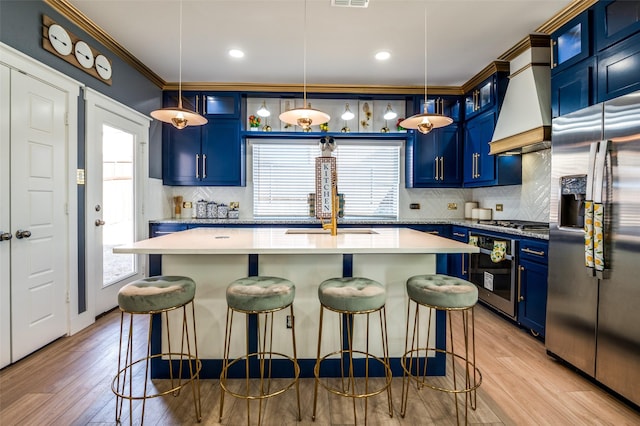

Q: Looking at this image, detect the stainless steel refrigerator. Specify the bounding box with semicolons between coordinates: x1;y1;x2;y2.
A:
547;91;640;407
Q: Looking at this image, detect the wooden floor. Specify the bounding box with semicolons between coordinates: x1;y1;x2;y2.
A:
1;304;639;425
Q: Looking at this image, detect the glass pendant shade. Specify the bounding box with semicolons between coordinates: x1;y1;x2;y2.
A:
150;0;207;129
383;103;397;120
400;102;452;134
341;103;355;121
279;105;330;130
257;101;271;117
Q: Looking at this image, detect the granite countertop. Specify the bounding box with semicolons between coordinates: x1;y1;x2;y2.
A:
115;227;480;255
150;218;549;240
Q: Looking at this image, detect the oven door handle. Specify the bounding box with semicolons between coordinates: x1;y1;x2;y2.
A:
477;247;513;260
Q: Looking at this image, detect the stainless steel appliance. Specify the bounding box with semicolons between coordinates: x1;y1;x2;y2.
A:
547;92;640;406
468;231;517;318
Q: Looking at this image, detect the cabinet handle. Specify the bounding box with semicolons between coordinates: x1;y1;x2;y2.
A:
195;154;200;179
440;98;444;115
518;265;524;302
551;40;556;69
202;154;207;179
522;247;545;256
425;231;439;235
434;156;439;180
440;157;444;180
453;232;466;237
202;95;206;115
195;95;199;113
15;229;31;239
461;253;467;275
0;232;12;241
474;153;480;178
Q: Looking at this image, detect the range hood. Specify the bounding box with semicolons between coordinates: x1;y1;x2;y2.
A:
490;36;551;155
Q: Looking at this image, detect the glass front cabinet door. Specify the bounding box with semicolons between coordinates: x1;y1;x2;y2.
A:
551;10;591;74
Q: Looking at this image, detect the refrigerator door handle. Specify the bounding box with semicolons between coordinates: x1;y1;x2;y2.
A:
593;140;609;273
584;142;598;272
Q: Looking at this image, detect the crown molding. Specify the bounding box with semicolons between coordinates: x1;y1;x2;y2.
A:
536;0;598;34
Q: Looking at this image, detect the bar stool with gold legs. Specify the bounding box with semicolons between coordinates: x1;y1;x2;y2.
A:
219;276;301;426
400;274;482;425
113;276;202;425
312;277;393;425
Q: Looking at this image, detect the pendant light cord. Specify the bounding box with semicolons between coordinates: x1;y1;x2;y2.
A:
178;0;183;108
303;0;307;108
423;5;427;104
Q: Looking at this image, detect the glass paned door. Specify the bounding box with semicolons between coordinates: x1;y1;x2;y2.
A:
102;124;135;286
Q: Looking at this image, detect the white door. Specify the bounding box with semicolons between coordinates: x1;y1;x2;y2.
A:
0;64;11;368
10;69;69;361
86;99;146;316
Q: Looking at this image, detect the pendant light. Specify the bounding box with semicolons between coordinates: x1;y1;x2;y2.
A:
256;101;271;118
151;0;207;129
400;6;452;134
383;103;397;120
279;0;330;131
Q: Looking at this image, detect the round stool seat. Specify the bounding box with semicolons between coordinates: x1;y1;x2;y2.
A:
318;277;386;312
226;276;295;312
406;274;478;309
118;276;196;313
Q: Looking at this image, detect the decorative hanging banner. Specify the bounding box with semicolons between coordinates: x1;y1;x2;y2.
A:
315;156;336;220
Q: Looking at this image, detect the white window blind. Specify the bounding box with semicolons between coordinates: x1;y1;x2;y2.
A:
252;139;400;218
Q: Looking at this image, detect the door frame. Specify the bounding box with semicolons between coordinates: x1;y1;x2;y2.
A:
0;42;81;335
84;88;151;318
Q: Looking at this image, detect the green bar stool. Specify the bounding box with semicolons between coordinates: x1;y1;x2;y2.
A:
400;274;482;425
112;276;202;425
312;277;393;425
219;276;301;426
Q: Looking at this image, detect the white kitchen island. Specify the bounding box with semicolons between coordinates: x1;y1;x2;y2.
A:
114;226;478;378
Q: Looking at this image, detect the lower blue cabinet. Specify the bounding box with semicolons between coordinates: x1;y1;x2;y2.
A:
448;226;469;280
517;239;549;338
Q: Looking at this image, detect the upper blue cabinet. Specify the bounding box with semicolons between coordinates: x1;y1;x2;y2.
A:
594;0;640;51
464;76;496;120
422;96;461;122
551;9;592;75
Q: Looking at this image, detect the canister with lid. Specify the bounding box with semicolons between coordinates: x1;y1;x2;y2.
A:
206;202;218;218
196;200;208;219
217;203;228;219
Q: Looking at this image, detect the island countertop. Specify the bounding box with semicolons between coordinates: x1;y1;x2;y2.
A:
114;226;479;255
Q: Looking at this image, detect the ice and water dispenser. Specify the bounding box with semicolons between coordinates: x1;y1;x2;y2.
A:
560;175;587;228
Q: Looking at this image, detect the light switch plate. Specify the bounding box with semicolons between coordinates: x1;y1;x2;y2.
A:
447;203;457;210
496;204;503;211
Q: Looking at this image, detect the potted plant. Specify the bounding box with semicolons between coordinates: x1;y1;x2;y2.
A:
396;118;406;132
249;115;260;131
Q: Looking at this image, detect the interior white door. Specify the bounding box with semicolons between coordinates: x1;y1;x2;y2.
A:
10;69;68;361
86;103;145;316
0;64;11;368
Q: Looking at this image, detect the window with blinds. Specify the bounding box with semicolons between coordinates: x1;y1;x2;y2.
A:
252;139;401;218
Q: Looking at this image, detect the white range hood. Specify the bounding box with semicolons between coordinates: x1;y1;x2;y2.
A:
490;37;551;155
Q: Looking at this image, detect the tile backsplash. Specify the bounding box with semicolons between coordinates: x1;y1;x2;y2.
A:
154;149;551;223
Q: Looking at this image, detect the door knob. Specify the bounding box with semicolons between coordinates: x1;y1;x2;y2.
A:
0;232;12;241
15;230;31;239
95;219;106;226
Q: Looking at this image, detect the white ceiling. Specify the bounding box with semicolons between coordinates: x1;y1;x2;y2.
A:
67;0;573;87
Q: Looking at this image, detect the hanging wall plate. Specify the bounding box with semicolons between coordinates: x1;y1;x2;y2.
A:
42;15;112;85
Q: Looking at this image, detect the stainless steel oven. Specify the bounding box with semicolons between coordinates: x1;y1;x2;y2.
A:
468;231;517;319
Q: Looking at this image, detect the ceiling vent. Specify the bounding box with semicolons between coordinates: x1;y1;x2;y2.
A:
332;0;370;8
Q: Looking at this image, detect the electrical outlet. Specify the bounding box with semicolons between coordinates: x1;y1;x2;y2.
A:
496;204;503;211
286;315;293;329
410;203;420;210
447;203;457;210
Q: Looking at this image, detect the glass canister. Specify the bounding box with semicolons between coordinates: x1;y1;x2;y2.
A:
228;209;239;219
217;203;228;219
206;202;217;218
196;200;208;219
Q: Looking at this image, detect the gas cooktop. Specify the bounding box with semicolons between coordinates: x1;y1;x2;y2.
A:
477;220;549;230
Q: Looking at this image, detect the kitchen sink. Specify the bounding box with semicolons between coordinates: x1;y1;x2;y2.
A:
285;228;378;235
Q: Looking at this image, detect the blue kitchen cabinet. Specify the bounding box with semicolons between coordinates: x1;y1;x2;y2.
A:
551;57;596;118
551;9;592;75
422;96;461;122
406;124;462;188
518;238;548;338
162;91;244;186
597;31;640;102
463;110;521;187
464;76;496;120
594;0;640;52
448;226;469;280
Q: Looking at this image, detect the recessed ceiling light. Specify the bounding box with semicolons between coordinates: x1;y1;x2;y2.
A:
229;49;244;58
375;51;391;61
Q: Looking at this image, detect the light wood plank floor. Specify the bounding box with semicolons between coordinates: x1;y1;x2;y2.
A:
1;304;639;425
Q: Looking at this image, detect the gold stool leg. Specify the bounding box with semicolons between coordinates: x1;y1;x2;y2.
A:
289;305;302;421
219;306;233;422
312;306;324;421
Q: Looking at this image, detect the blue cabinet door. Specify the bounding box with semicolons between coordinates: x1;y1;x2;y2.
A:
551;10;591;75
201;118;245;186
594;0;640;52
449;226;469;279
406;124;461;187
162;124;202;185
464;77;495;120
201;92;240;118
464;110;496;186
518;259;548;337
597;31;640;102
551;57;596;118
